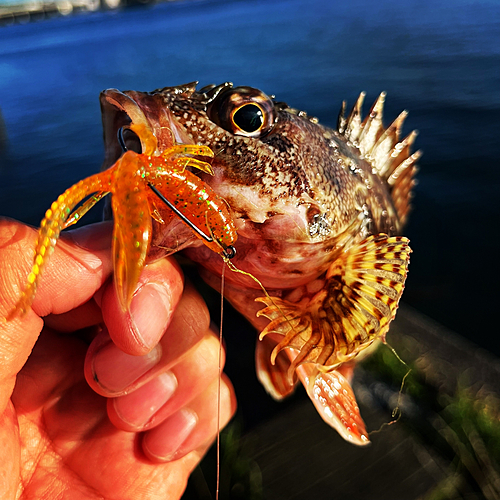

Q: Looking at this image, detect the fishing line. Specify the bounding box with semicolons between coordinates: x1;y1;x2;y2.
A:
386;342;411;420
216;262;226;500
222;260;276;307
369;342;411;435
221;259;299;352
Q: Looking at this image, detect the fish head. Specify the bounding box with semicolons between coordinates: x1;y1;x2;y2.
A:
100;83;398;286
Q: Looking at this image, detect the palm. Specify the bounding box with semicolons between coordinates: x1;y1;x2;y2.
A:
11;327;199;500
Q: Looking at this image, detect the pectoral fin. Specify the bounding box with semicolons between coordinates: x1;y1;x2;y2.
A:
256;335;297;400
256;233;411;374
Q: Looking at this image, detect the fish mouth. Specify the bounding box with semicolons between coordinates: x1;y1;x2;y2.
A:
99;88;213;259
99;88;195;171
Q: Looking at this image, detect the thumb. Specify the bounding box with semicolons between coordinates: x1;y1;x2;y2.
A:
0;218;113;409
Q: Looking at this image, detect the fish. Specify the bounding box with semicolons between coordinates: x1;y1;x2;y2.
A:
9;81;419;446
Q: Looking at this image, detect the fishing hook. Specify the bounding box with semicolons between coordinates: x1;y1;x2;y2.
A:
118;126;127;152
147;184;236;260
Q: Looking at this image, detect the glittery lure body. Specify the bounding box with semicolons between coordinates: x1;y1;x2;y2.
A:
7;124;237;318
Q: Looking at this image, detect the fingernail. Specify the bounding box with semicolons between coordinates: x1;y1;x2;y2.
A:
143;408;198;461
92;342;162;393
113;371;178;428
130;282;173;350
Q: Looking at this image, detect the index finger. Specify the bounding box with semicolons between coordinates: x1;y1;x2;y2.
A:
0;219;114;320
0;219;113;401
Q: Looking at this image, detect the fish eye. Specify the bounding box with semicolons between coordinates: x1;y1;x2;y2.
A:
208;86;276;138
232;103;264;133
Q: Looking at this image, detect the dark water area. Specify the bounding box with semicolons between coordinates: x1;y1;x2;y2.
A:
0;0;499;364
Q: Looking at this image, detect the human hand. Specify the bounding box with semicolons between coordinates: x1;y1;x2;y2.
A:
0;218;236;500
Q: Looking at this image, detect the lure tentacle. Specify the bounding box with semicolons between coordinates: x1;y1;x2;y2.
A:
63;191;109;229
111;151;153;310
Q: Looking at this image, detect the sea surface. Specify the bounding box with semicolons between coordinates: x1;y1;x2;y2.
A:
0;0;499;359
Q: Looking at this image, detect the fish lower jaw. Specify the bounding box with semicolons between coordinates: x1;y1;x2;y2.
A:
184;235;333;291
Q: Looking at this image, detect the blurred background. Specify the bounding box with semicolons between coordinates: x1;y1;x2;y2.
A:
0;0;499;498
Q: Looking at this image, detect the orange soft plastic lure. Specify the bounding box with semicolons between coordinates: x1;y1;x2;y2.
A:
7;123;237;319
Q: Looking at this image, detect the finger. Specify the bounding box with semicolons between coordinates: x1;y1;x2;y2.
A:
100;256;184;355
142;374;236;463
0;220;112;316
108;332;225;431
0;220;112;404
43;298;103;333
86;280;210;396
32;221;113;317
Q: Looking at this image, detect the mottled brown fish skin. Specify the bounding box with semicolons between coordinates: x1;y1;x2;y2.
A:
157;83;400;240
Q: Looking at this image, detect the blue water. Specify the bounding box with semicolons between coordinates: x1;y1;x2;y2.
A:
0;0;499;355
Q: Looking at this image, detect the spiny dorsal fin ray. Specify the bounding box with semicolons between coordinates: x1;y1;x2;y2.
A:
256;234;411;375
339;93;420;225
337;100;347;134
389;149;421;226
343;92;365;143
370;110;408;178
357;91;387;155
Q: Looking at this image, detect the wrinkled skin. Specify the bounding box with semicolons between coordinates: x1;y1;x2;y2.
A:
0;219;236;500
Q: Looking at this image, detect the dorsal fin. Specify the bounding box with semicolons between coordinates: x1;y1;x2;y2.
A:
338;93;420;226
